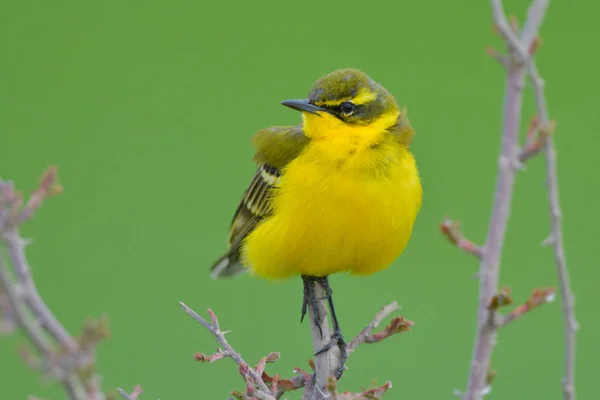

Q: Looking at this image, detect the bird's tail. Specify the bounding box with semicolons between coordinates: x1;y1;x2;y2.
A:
210;252;247;279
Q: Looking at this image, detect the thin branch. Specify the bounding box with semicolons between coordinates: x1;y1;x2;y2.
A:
485;47;508;68
461;2;550;399
521;0;550;48
117;386;143;400
306;283;340;399
16;166;63;225
491;0;529;61
465;59;523;397
262;368;310;399
485;286;555;328
179;302;276;400
255;352;281;376
0;168;74;352
0;273;16;333
440;219;483;259
497;288;555;328
0;253;52;355
0;169;107;400
527;46;578;400
326;377;393;400
3;231;77;351
181;300;411;399
347;301;413;353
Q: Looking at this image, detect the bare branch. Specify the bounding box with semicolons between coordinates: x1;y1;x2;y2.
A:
440;218;483;259
3;231;77;351
491;0;529;61
491;0;548;63
348;302;413;353
485;47;508;68
521;0;550;48
255;352;281;376
464;39;521;400
461;2;552;399
0;282;16;333
484;286;555;329
304;282;341;399
15;166;63;225
117;386;143;400
460;1;576;397
527;38;578;400
182;299;411;399
497;288;555;327
1;168;75;351
0;254;53;355
327;376;393;400
0;169;107;400
262;368;310;399
179;302;276;400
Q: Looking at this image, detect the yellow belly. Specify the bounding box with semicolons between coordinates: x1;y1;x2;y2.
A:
242;144;422;279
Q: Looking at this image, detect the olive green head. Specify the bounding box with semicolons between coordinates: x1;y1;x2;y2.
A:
281;68;399;126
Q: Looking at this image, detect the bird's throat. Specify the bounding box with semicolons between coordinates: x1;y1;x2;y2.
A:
299;111;404;170
302;111;398;139
301;111;398;155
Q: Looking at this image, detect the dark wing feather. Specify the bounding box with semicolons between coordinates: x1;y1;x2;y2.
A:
210;125;308;279
210;164;280;278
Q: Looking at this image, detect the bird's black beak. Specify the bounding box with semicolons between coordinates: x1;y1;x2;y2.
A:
281;99;324;115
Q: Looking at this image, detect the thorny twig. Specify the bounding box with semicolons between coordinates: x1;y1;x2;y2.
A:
179;302;275;400
117;386;143;400
441;1;575;399
497;288;555;328
527;26;578;400
0;168;110;400
326;376;392;400
461;0;544;397
347;301;413;353
1;171;413;400
440;219;483;260
486;287;555;328
180;301;410;399
262;367;312;399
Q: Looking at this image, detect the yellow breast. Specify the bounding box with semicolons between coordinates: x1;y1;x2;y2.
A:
242;135;422;280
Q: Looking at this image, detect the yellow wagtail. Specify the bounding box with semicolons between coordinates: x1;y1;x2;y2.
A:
211;68;422;378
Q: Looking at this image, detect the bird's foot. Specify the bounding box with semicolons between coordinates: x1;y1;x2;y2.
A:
315;329;348;380
301;275;347;379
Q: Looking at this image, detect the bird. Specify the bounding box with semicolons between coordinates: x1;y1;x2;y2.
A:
211;68;422;379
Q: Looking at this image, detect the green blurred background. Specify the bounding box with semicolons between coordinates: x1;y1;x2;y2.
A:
1;0;598;398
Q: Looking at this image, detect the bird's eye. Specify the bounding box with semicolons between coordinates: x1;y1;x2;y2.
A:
340;101;356;116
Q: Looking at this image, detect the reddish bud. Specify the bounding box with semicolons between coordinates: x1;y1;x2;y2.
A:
489;287;513;310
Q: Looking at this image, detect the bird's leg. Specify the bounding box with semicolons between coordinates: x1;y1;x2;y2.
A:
314;276;348;380
301;276;310;323
300;275;323;339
